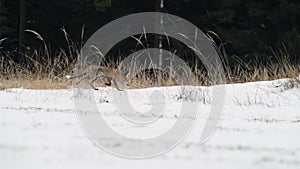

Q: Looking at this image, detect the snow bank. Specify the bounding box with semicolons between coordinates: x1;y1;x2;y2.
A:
0;79;299;169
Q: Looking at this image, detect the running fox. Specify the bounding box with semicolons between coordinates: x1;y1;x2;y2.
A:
66;65;130;91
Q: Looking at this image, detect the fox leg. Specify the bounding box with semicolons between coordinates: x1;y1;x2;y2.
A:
98;76;124;91
111;79;124;91
90;76;123;91
89;75;101;90
90;75;109;90
104;79;112;86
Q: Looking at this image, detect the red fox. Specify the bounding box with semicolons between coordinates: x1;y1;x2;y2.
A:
66;65;129;91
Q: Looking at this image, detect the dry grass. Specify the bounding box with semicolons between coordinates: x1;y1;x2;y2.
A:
0;29;76;90
0;31;299;90
0;79;69;90
0;49;75;89
224;58;300;84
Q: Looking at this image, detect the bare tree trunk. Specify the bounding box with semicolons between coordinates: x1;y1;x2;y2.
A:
18;0;27;62
154;0;164;86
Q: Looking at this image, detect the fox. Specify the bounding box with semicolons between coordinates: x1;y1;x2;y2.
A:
66;65;130;91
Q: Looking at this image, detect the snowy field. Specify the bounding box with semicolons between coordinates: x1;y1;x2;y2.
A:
0;79;300;169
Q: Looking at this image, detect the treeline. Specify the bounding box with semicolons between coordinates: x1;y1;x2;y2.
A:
0;0;299;63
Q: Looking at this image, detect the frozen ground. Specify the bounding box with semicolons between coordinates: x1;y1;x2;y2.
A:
0;79;300;169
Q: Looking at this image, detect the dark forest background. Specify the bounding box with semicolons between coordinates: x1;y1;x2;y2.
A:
0;0;300;64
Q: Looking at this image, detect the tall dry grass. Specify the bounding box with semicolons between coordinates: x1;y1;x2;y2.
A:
222;53;300;84
0;30;299;90
0;30;76;89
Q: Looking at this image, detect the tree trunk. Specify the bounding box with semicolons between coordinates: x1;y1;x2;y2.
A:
18;0;27;62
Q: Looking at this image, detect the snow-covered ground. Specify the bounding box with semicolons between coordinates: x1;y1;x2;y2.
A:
0;79;299;169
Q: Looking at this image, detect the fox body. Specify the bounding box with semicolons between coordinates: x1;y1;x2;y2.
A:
66;65;129;91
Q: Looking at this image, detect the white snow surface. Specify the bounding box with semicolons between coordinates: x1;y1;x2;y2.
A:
0;79;300;169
